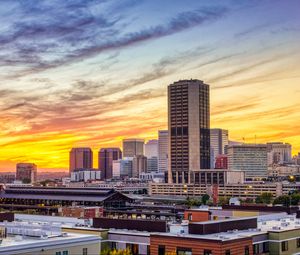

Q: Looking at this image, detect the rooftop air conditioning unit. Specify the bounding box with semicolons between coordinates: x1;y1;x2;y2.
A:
272;226;281;230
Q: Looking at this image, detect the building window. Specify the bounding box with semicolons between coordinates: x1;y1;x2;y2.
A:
253;244;259;254
225;250;230;255
297;238;300;248
263;242;269;253
244;246;249;255
204;250;212;255
83;248;88;255
282;241;288;252
55;252;61;255
111;242;117;250
158;245;165;255
62;251;69;255
177;247;192;255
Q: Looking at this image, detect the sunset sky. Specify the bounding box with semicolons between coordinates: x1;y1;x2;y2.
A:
0;0;300;172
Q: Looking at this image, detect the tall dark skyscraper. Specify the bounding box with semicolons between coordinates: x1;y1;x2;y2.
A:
69;147;93;174
168;79;210;184
98;148;122;180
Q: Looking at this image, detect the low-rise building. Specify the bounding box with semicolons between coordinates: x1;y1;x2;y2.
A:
70;168;101;182
139;172;165;183
0;221;101;255
268;164;300;177
59;206;103;219
149;181;300;199
0;174;15;184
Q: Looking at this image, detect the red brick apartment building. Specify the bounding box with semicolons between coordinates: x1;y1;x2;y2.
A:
150;234;253;255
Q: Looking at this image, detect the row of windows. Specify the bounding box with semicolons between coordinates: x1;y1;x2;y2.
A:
158;246;250;255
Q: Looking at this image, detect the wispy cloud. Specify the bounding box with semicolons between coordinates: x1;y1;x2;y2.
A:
0;2;228;78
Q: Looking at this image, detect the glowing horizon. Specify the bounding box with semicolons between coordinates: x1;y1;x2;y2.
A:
0;0;300;172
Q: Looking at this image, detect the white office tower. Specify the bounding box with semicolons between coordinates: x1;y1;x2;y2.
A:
145;140;158;172
228;144;268;179
158;130;169;173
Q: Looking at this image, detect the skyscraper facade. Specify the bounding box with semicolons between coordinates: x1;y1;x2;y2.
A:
145;139;158;172
16;163;37;183
122;139;144;157
98;148;122;180
168;79;210;184
267;142;292;165
228;144;268;179
112;158;133;178
210;128;229;168
144;139;158;158
132;155;147;178
158;130;169;173
69;148;93;174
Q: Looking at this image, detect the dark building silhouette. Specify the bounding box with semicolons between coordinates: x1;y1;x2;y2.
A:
99;148;122;180
69;148;93;174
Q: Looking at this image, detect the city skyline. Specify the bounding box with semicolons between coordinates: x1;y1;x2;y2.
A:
0;0;300;171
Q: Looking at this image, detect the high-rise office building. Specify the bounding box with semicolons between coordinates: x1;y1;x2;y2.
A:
113;158;133;178
69;148;93;174
158;130;169;173
132;155;147;178
144;140;158;158
267;142;292;165
122;139;144;157
147;157;158;172
210;128;229;168
168;79;210;184
98;148;122;180
145;140;158;172
228;144;268;179
16;163;37;183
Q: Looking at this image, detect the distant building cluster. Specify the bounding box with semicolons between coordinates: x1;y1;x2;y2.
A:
62;79;299;190
2;79;299;197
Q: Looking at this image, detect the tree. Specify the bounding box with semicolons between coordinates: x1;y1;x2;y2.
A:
201;194;210;205
218;196;230;206
100;249;132;255
185;197;201;207
291;193;300;205
255;192;273;204
243;198;254;204
273;195;291;206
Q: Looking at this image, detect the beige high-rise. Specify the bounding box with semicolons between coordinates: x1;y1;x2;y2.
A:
122;138;144;157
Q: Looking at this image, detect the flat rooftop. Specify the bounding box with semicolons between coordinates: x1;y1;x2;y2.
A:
154;215;300;242
0;232;100;255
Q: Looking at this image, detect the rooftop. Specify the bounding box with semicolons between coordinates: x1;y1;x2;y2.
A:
0;221;100;255
153;215;300;242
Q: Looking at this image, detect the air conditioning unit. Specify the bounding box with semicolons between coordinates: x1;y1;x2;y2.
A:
272;226;281;230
